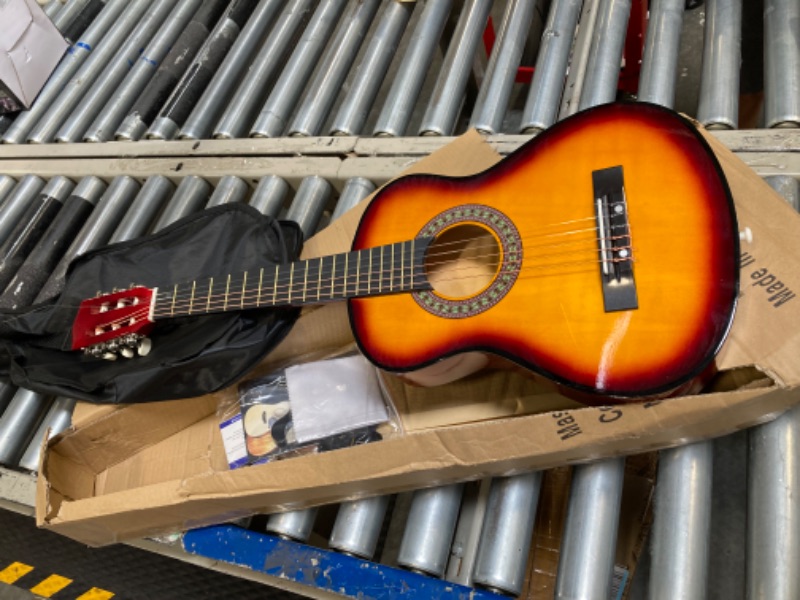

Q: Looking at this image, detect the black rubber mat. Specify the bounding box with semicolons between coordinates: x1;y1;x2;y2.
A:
0;509;306;600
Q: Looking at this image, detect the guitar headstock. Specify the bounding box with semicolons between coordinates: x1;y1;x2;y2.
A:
72;286;156;360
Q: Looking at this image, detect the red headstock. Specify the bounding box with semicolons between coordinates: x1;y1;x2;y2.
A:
72;286;156;357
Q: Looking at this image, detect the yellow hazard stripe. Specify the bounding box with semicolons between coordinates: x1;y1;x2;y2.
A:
76;588;115;599
29;573;73;597
0;561;115;598
0;561;34;584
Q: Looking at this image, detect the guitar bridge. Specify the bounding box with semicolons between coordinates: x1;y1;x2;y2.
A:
593;166;638;312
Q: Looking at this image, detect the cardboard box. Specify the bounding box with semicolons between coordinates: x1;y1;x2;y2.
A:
37;124;800;547
0;0;67;113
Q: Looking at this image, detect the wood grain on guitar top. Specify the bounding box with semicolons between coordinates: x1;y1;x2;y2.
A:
349;103;739;399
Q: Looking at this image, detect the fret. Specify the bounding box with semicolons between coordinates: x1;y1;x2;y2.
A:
170;284;178;316
356;250;362;297
382;245;393;294
223;274;231;311
206;277;213;312
400;242;405;290
331;255;336;299
378;247;383;293
241;271;247;309
272;265;279;306
317;257;323;301
303;257;321;302
302;261;308;303
288;263;295;304
408;240;414;290
189;281;196;314
343;253;349;298
390;244;395;292
368;248;373;295
257;268;263;307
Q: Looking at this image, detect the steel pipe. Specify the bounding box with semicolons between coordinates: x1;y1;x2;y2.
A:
83;0;204;143
35;176;141;303
373;0;453;137
151;176;212;232
206;175;250;207
2;0;128;144
637;0;685;109
330;495;391;559
419;0;493;136
469;0;537;134
0;177;106;309
397;484;465;577
115;0;230;141
0;382;16;415
0;176;75;294
696;0;742;129
746;177;800;600
42;0;61;19
0;176;46;246
648;442;714;599
250;0;349;138
765;175;800;212
765;0;800;128
288;0;382;137
0;390;53;467
248;175;290;218
331;177;375;221
52;0;90;33
578;0;632;111
54;0;180;143
555;458;625;600
146;0;258;140
285;176;332;239
558;0;601;119
17;397;77;472
266;508;318;542
213;0;314;140
179;0;284;140
748;405;800;600
59;0;105;44
110;176;175;242
520;0;584;132
0;175;16;205
473;472;543;596
329;0;414;136
25;0;155;144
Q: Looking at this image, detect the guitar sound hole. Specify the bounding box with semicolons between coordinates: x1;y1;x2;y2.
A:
425;224;501;300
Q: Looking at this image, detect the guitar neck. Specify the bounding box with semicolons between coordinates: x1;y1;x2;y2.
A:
151;238;434;320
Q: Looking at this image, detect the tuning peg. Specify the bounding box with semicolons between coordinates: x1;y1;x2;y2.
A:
120;347;135;359
101;352;118;361
137;337;152;357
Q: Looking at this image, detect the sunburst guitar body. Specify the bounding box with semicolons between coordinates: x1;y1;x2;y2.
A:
73;103;739;404
349;102;739;401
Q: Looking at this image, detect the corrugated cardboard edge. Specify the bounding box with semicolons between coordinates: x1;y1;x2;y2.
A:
40;382;794;547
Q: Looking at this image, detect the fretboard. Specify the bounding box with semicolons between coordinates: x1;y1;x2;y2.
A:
151;238;433;319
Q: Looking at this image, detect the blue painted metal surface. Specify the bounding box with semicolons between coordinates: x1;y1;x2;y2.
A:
183;525;510;599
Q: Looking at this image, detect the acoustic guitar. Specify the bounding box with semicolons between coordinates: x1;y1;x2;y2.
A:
71;102;739;401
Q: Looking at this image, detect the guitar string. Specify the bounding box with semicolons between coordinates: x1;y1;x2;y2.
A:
149;229;632;314
83;236;634;327
77;211;635;335
133;221;629;307
75;208;634;318
86;250;635;333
